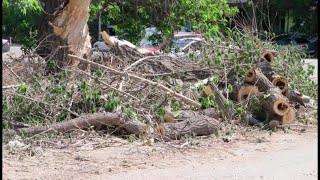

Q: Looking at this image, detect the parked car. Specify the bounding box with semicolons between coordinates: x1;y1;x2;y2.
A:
307;36;318;57
274;33;310;52
140;32;203;53
2;39;10;53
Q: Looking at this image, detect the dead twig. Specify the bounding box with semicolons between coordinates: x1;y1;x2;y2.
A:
68;54;201;107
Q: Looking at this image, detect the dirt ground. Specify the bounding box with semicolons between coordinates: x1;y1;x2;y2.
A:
2;126;318;180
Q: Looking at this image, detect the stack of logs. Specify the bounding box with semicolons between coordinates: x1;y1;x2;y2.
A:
202;51;296;127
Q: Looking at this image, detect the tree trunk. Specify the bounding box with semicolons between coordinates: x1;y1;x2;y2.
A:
158;116;220;141
37;0;92;72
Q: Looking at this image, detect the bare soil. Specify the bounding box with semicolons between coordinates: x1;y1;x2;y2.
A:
2;127;317;180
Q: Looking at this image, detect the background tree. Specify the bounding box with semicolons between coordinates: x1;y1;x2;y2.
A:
2;0;41;49
236;0;318;36
88;0;238;44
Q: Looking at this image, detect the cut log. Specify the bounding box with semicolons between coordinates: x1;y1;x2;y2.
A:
282;106;295;125
245;68;273;92
244;69;256;82
158;115;220;141
246;69;290;116
261;51;274;63
163;112;176;123
229;84;259;103
285;89;313;107
262;88;290;116
3;113;147;137
269;106;295;125
237;85;259;102
207;82;235;121
271;76;288;93
178;108;220;120
263;49;278;57
253;61;288;93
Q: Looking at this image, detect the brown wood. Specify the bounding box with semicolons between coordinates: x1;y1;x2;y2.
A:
261;51;274;63
163;113;176;123
263;49;278;57
269;106;295;125
271;76;288;93
262;88;290;116
100;31;115;48
229;84;259;103
244;69;256;82
38;0;92;71
246;69;290;116
3;113;147;137
285;89;310;107
158;115;220;141
178;108;220;120
254;61;288;93
203;85;214;97
282;106;295;125
207;82;235;121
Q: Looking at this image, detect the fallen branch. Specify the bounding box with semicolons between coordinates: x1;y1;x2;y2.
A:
68;54;201;107
158;115;220;141
3;113;147;137
207;82;235;122
2;85;20;89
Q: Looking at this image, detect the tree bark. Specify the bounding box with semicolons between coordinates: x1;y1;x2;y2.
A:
253;61;288;93
37;0;92;72
228;82;259;103
3;113;147;137
270;106;295;125
207;82;235;122
261;88;290;116
158;116;220;141
245;69;290;116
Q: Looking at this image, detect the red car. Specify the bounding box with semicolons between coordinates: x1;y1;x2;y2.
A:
141;32;203;52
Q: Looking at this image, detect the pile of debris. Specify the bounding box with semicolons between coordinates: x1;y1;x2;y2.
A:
3;31;316;141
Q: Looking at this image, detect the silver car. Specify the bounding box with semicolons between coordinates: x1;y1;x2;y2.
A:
2;39;10;53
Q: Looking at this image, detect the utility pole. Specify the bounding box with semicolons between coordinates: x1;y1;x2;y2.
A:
98;11;102;41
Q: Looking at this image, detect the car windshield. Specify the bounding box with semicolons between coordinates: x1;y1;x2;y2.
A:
295;38;309;44
277;39;292;45
172;38;199;49
139;38;157;48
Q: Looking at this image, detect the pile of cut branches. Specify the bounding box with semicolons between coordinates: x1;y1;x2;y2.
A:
2;30;317;141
